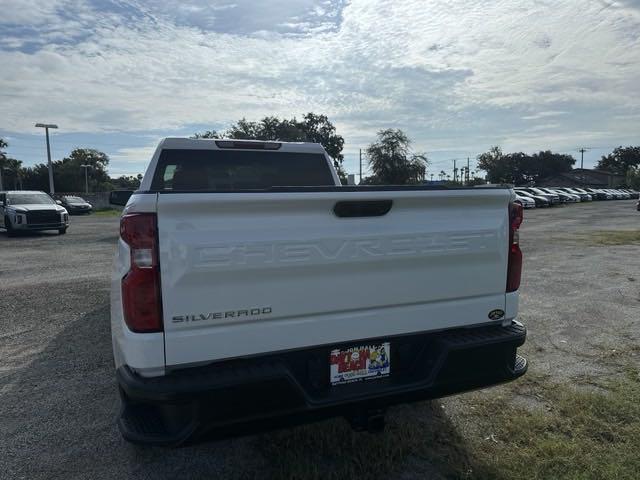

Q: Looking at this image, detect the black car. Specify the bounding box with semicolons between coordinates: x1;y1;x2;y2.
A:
58;195;93;214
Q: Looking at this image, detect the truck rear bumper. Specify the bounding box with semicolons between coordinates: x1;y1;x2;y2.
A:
117;321;527;446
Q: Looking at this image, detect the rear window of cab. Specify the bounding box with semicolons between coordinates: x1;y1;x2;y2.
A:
150;149;335;191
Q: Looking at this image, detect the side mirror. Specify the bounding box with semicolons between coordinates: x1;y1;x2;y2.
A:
56;200;63;205
110;190;134;206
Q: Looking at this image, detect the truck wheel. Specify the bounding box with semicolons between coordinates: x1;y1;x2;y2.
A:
5;217;16;237
58;227;67;235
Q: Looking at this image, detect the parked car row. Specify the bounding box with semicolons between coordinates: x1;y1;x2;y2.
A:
514;186;639;208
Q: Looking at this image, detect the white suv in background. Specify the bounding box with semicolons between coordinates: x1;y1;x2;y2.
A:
0;190;69;236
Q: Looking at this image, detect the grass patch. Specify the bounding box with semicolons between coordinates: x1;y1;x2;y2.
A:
467;369;640;479
258;369;640;479
582;230;640;246
92;208;121;217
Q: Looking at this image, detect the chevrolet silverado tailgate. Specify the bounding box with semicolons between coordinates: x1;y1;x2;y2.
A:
157;188;512;367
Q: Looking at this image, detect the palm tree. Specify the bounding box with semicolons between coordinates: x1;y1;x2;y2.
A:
1;159;24;189
0;139;24;190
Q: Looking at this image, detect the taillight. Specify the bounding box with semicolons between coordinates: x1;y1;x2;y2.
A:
506;202;523;292
120;213;163;333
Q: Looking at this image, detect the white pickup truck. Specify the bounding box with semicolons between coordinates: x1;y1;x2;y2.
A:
110;138;527;445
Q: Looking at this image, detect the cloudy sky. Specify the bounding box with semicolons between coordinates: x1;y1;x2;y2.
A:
1;0;639;178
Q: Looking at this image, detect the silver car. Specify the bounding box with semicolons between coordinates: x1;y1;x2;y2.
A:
515;193;536;208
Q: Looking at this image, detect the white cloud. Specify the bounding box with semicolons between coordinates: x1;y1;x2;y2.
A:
1;0;639;162
110;144;158;164
0;0;68;26
109;144;159;174
522;111;568;121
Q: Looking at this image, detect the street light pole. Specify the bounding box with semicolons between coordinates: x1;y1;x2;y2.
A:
81;164;90;194
35;123;58;194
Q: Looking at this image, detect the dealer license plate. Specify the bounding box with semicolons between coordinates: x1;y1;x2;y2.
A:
329;342;391;386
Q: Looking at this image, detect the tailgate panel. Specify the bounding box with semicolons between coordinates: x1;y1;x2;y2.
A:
157;189;511;366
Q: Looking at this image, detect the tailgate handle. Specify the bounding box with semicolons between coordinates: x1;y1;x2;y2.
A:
333;200;393;218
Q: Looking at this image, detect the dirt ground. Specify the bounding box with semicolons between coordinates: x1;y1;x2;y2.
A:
515;200;640;383
1;201;639;479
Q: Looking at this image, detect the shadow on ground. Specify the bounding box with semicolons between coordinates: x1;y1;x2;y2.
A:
2;300;494;480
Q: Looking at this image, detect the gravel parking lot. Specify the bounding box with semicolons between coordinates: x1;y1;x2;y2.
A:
1;201;639;479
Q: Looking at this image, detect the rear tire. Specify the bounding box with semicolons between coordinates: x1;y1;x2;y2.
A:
59;227;67;235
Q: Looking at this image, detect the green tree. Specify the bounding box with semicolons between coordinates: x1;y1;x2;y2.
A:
365;129;427;185
192;130;220;139
297;113;345;169
524;150;575;182
477;146;512;184
597;146;640;175
21;164;52;191
57;148;111;192
467;176;487;186
1;158;23;189
477;146;575;185
0;138;24;190
194;113;346;179
111;174;143;190
22;148;111;192
626;167;640;190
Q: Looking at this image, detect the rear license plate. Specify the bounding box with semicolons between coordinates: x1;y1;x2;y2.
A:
329;342;390;386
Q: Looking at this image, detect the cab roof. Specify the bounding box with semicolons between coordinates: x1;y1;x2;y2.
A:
158;137;327;154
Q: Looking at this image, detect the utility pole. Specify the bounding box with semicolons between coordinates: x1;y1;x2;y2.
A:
81;164;90;194
577;147;590;170
453;159;458;183
359;149;362;184
35;123;58;194
467;157;470;184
